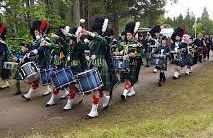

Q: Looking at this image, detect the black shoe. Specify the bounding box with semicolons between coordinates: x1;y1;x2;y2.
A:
173;76;178;80
78;98;83;104
85;115;97;119
103;104;109;110
45;103;56;107
0;86;9;89
42;92;51;97
13;91;22;95
22;95;30;101
158;82;162;87
121;95;126;101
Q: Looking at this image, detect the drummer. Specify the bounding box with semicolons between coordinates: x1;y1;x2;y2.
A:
46;25;89;110
149;25;161;73
45;26;72;107
13;43;32;95
80;17;111;118
22;19;54;100
152;36;170;86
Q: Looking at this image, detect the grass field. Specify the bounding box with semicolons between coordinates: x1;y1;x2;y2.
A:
19;62;213;138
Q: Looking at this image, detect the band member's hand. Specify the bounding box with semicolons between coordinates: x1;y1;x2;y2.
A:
61;29;68;35
91;55;96;60
81;29;89;35
129;52;136;58
113;52;119;56
32;49;38;55
51;33;59;38
123;54;129;59
12;57;17;62
85;56;90;61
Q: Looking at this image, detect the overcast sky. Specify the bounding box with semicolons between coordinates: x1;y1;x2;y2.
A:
164;0;213;19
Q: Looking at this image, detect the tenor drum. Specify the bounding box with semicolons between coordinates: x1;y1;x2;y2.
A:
77;69;103;94
112;56;129;71
51;68;75;89
151;54;166;66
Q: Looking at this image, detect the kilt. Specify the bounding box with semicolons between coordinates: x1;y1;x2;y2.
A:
120;58;140;85
184;54;193;66
92;57;110;92
13;65;23;80
174;59;185;67
0;55;10;79
143;52;151;59
68;60;82;75
106;57;119;91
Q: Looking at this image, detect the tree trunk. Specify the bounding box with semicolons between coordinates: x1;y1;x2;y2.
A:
73;0;80;24
112;13;119;39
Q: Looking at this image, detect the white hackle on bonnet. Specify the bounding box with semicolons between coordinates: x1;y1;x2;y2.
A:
134;22;140;33
102;19;109;33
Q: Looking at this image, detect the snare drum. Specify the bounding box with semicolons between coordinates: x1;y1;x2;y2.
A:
112;56;129;71
40;68;53;85
20;62;39;82
77;69;103;94
3;62;18;70
3;62;19;79
51;68;75;89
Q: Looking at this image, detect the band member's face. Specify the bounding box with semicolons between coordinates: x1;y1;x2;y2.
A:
188;39;193;44
175;36;181;41
162;39;166;45
155;33;160;38
69;39;74;45
110;35;114;39
34;30;41;39
126;33;133;41
21;46;28;53
146;34;151;39
138;36;143;40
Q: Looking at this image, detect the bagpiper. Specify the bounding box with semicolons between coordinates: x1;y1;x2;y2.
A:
171;27;186;79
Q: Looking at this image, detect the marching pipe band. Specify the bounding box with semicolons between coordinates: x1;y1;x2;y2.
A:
0;17;212;118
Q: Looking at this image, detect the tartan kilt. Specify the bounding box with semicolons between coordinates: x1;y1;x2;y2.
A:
13;65;23;80
184;54;193;66
0;55;10;79
92;57;110;92
66;60;82;75
174;59;185;67
120;58;139;85
143;52;151;59
106;57;119;88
